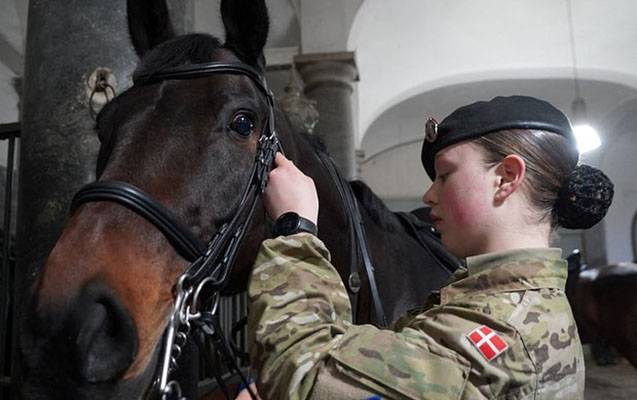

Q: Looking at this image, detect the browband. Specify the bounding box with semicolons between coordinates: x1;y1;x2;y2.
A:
136;62;270;97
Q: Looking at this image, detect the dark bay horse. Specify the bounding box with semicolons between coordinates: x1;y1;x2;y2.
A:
18;0;456;399
566;251;637;368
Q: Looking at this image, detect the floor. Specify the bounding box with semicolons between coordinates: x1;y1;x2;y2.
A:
584;345;637;399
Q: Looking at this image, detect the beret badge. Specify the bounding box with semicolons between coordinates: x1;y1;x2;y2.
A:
424;118;439;143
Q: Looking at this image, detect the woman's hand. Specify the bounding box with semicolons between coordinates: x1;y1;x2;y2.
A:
264;152;319;225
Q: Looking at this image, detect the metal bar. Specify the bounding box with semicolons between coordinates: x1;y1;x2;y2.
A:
241;292;248;367
630;211;637;263
3;135;15;276
0;127;17;400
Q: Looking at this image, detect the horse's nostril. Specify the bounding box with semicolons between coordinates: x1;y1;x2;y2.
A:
71;282;138;383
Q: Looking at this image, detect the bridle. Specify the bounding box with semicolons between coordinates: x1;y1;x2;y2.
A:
70;61;386;400
72;62;276;400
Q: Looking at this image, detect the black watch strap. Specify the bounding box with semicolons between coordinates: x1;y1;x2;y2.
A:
272;212;318;237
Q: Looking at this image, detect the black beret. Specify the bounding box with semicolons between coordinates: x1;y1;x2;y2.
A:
421;95;576;179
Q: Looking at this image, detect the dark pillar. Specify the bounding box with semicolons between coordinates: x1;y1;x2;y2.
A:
296;52;358;179
11;0;190;396
582;221;609;266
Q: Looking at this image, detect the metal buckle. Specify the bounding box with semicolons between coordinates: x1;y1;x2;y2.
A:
348;272;361;293
424;117;439;143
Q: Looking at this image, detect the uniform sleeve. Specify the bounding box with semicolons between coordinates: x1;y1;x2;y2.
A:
247;233;473;400
247;233;353;400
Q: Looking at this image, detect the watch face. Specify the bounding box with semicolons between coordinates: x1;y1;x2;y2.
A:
277;212;300;234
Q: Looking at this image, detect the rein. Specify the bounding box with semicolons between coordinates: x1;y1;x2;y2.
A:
313;150;388;327
70;61;385;400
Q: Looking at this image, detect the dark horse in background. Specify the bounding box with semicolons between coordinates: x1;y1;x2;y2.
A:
18;0;456;399
566;248;637;368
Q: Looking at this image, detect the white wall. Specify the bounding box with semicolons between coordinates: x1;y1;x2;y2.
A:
0;62;18;125
0;0;24;124
595;100;637;263
0;0;25;170
349;0;637;143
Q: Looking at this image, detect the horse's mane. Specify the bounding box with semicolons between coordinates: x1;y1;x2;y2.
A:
298;131;328;154
295;132;402;232
349;181;403;232
133;33;223;85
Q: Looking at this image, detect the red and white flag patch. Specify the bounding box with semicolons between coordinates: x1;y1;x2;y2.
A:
467;325;508;361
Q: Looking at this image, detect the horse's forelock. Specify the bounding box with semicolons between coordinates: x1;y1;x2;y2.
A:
132;33;223;85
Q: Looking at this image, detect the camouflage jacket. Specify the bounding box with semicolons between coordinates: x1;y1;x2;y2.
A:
248;233;584;400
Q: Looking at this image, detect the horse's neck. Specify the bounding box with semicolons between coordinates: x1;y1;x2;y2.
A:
354;204;446;323
293;143;440;324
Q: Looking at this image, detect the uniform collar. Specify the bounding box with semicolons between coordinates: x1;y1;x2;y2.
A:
441;247;566;304
465;248;562;276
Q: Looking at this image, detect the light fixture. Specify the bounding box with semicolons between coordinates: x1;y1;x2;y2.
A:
567;0;601;154
571;97;601;153
280;64;320;134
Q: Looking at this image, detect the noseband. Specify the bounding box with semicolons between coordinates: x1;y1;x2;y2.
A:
72;62;278;400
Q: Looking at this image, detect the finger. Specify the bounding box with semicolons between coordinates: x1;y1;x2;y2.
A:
274;152;288;166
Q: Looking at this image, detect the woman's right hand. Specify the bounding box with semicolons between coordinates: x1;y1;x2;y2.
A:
264;152;319;225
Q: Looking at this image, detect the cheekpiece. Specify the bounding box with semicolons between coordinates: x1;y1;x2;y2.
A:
421;95;577;179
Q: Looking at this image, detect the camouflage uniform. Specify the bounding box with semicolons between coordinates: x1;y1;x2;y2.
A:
248;233;585;400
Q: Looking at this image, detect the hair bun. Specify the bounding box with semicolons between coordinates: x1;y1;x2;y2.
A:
555;164;614;229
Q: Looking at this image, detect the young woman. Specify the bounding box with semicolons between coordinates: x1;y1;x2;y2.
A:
241;95;614;399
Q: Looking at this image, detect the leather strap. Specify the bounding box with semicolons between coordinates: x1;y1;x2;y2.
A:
314;150;388;327
71;180;206;262
136;62;270;97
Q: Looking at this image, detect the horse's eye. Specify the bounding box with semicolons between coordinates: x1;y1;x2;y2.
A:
230;113;255;137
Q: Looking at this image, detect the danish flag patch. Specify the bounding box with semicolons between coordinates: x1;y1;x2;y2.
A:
467;325;508;361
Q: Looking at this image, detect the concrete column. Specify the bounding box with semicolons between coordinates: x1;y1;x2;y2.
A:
296;52;358;178
12;0;189;393
582;221;609;266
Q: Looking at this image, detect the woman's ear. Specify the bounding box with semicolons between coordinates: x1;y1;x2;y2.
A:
494;155;526;205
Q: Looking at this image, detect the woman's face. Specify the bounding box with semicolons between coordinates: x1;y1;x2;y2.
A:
423;141;499;258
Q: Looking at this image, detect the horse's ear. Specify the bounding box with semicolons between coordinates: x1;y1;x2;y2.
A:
127;0;176;58
221;0;269;68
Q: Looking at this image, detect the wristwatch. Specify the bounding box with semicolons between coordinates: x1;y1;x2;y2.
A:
272;212;318;237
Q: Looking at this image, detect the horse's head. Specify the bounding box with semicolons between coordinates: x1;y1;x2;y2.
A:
20;0;279;398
